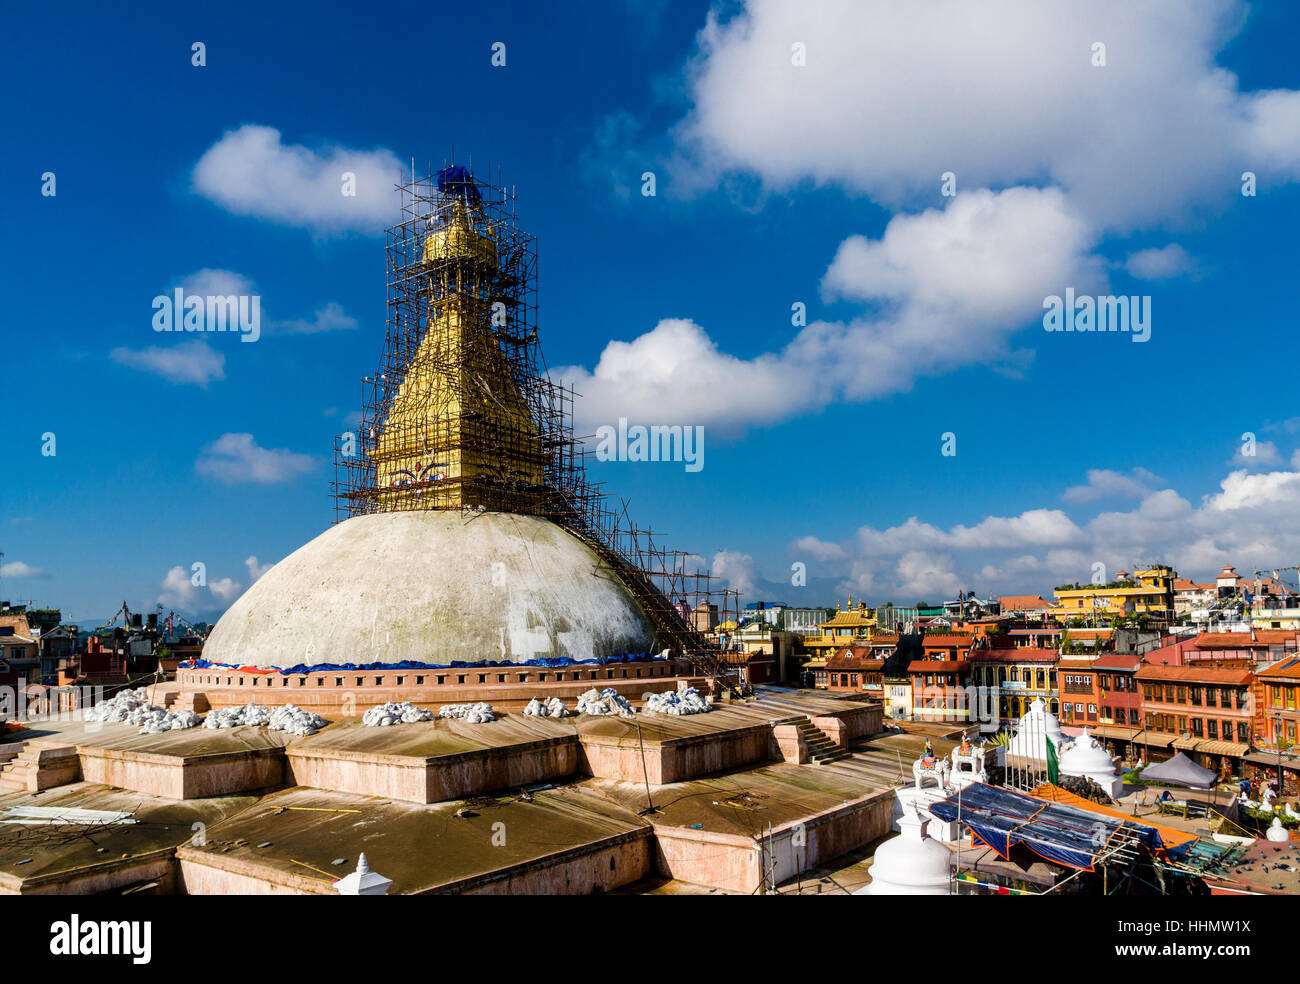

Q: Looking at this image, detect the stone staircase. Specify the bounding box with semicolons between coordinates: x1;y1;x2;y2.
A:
0;740;81;793
791;717;852;765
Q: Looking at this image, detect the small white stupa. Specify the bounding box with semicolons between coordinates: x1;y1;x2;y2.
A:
1007;698;1066;759
1059;728;1123;799
1266;817;1290;842
857;804;951;895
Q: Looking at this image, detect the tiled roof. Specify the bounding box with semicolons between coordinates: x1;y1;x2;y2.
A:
907;659;970;673
1195;630;1298;648
1136;663;1253;685
922;634;973;648
1092;653;1141;670
827;653;885;671
1257;657;1300;681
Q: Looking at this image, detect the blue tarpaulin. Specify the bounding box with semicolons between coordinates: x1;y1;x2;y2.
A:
180;652;663;674
437;165;481;203
928;782;1191;871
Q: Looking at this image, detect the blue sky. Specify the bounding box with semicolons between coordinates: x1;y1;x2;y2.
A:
3;0;1300;621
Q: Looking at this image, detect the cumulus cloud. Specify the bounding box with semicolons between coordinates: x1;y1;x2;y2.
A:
245;555;275;581
272;301;357;335
192;125;402;234
671;0;1300;229
0;561;48;579
790;450;1300;601
195;433;316;485
110;339;226;388
158;566;242;613
710;549;760;595
558;187;1100;434
1230;439;1282;468
1063;467;1163;503
1125;244;1195;280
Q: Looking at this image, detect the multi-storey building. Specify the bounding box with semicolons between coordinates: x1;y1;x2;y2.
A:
1136;662;1253;778
968;647;1059;730
1051;565;1176;625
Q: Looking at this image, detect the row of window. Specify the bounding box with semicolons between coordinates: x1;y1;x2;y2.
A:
1061;673;1135;692
970;666;1057;689
1264;683;1298;710
1145;714;1250;742
1141;684;1244;709
188;664;672;688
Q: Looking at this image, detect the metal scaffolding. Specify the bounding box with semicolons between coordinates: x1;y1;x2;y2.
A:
331;163;737;683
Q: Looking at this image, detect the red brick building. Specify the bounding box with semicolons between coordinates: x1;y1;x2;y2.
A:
908;658;971;724
1057;657;1099;729
826;645;884;697
1089;652;1143;756
1136;662;1253;777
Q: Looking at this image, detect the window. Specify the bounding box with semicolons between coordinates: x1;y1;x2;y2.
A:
1192;718;1203;737
1189;687;1202;706
1205;688;1217;708
1238;721;1250;743
1088;704;1097;715
1208;720;1218;739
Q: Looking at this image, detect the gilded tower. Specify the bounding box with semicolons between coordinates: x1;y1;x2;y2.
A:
339;165;547;517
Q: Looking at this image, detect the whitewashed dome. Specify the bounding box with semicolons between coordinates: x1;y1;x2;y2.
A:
859;806;950;895
1060;729;1117;777
203;511;655;669
1009;697;1065;757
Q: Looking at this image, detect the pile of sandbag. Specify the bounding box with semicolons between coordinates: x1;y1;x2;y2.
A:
269;703;328;736
135;707;202;735
523;697;569;718
438;702;495;723
576;688;635;718
643;688;711;716
203;701;326;735
363;701;435;727
204;702;272;729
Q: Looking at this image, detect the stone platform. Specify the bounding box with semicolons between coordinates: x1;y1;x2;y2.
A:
176;658;704;716
0;688;894;895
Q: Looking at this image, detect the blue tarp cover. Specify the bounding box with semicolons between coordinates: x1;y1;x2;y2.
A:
437;164;481;203
928;782;1188;871
180;652;663;674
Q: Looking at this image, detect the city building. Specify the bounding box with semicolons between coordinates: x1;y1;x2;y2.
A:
825;645;884;697
907;657;971;724
1051;565;1177;625
968;647;1059;729
1136;662;1254;777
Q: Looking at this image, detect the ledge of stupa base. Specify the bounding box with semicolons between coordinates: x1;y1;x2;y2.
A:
177;658;706;716
0;780;260;896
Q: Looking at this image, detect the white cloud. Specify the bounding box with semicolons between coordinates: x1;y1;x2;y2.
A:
1125;244;1194;280
558;187;1099;434
209;578;243;604
1230;440;1282;468
1063;467;1163;503
0;561;48;579
790;535;846;563
192;125;402;234
158;566;243;613
195;433;316;485
672;0;1300;229
793;450;1300;600
110;339;226;388
272;301;357;335
245;555;275;581
710;549;759;595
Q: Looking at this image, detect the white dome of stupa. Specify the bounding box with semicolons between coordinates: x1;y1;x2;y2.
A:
1060;729;1118;776
1008;697;1065;758
857;805;950;895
